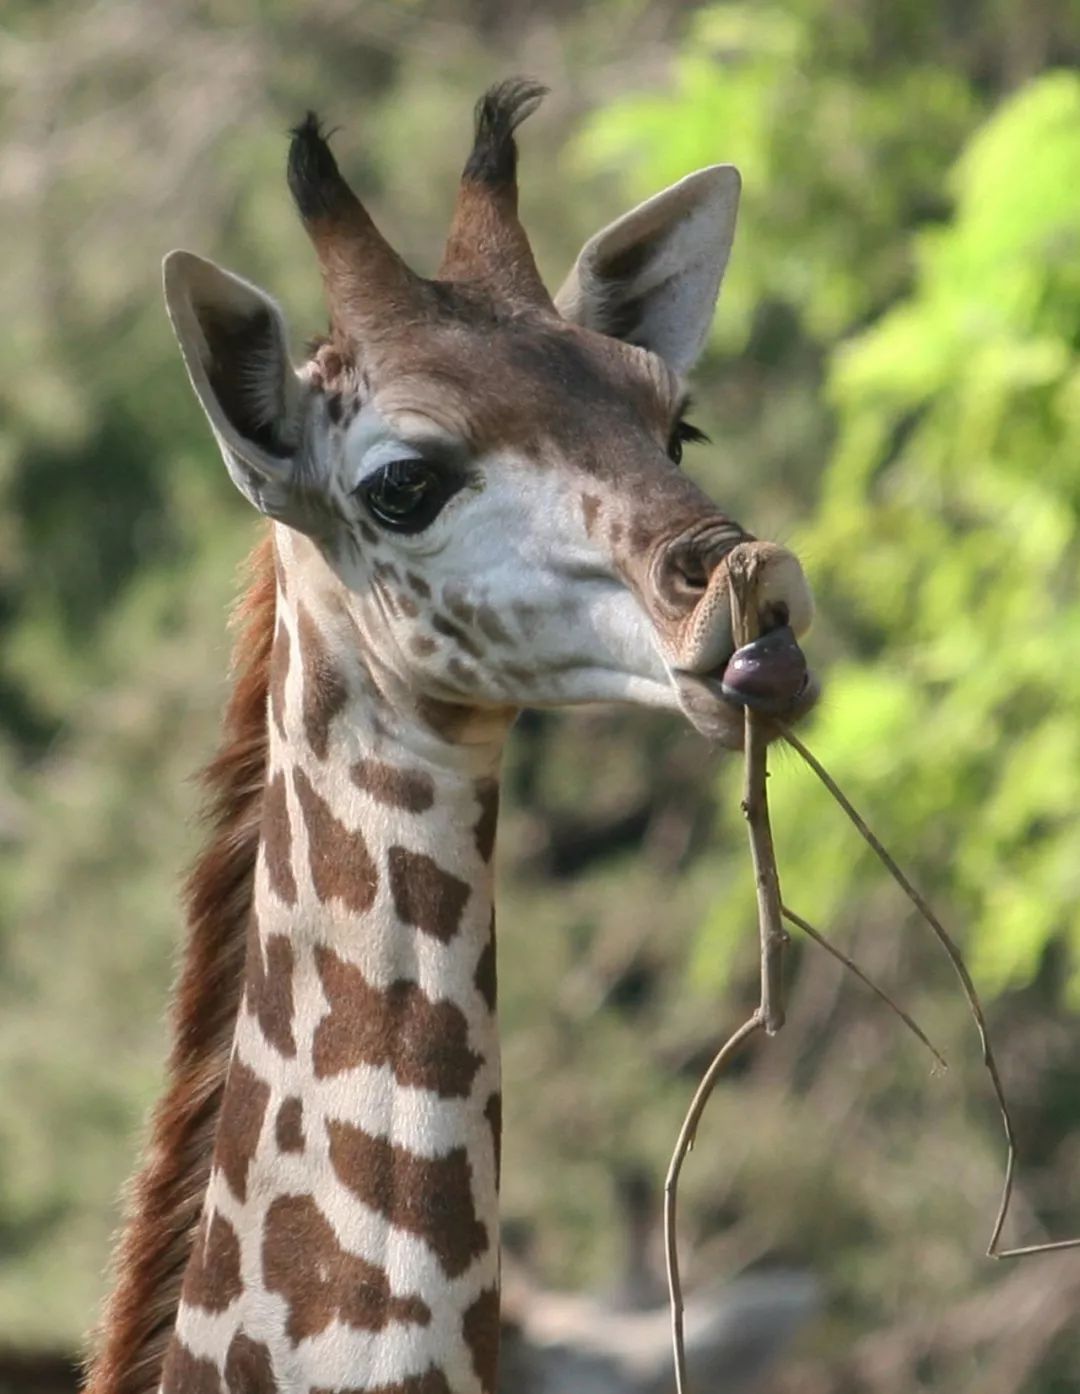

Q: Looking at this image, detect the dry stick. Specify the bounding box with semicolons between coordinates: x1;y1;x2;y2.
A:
780;723;1080;1259
730;549;788;1037
664;1012;763;1394
662;906;946;1394
781;904;948;1072
667;550;952;1394
664;548;782;1394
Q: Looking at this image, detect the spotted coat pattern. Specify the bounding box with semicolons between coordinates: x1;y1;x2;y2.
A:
162;565;503;1394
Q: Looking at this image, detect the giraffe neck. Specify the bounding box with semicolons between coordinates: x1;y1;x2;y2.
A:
162;562;506;1394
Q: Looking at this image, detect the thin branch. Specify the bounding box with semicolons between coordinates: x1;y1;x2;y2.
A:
664;1012;763;1394
665;548;790;1394
781;904;948;1072
780;723;1080;1259
729;547;787;1035
743;714;786;1035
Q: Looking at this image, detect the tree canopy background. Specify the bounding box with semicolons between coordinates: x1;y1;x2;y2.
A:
2;2;1080;1389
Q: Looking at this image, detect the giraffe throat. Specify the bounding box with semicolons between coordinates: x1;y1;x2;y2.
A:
162;553;504;1394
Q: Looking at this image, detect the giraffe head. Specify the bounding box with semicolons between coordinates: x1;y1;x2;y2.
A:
164;80;816;749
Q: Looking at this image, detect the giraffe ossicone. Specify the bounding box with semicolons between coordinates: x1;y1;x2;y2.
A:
88;78;816;1394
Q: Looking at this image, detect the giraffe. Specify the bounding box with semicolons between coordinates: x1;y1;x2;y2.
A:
86;81;817;1394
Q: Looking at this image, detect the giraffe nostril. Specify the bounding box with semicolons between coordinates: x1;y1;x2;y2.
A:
665;544;710;597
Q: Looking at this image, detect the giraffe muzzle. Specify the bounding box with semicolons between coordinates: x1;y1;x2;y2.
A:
669;540;818;745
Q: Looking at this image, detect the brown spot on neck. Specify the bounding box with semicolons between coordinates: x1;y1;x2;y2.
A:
224;1332;275;1393
388;846;470;942
474;910;497;1012
262;1193;430;1344
473;778;499;862
213;1057;270;1204
181;1210;242;1314
351;758;435;813
293;767;379;914
296;602;350;760
262;770;298;906
327;1120;488;1278
161;1341;223;1394
245;916;296;1058
274;1096;305;1153
463;1287;500;1394
484;1092;502;1190
313;945;482;1096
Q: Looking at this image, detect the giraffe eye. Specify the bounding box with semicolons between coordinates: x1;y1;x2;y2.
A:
360;458;450;534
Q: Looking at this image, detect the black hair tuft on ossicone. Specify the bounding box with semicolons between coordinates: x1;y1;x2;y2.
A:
287;112;353;220
463;77;548;188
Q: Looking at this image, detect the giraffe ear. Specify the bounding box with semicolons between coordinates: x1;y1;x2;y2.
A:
163;251;318;529
554;166;740;375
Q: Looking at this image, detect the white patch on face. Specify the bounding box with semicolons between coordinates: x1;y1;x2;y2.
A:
322;432;685;714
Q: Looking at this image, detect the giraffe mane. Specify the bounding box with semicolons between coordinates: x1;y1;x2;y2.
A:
85;532;277;1394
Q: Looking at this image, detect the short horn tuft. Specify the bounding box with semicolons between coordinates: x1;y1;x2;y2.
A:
438;77;553;308
287;113;354;220
286;112;425;346
464;78;548;190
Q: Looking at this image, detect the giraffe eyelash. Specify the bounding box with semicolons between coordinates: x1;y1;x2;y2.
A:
668;414;710;465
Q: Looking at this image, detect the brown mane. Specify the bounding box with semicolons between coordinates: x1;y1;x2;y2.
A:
84;533;276;1394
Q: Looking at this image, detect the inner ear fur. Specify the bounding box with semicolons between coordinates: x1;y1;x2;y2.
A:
198;299;295;458
163;251;328;529
554;165;741;375
163;250;302;472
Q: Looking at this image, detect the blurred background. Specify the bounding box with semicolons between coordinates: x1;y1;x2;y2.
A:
3;1;1080;1390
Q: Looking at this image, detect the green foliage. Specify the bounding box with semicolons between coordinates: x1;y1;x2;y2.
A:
576;1;978;341
807;71;1080;998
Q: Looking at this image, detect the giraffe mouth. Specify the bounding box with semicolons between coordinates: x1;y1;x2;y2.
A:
674;625;817;745
715;624;812;715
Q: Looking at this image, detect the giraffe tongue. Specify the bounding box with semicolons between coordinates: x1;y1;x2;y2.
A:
719;625;809;715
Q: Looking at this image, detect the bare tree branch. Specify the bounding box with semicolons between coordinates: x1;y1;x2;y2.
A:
781;904;947;1071
780;723;1080;1259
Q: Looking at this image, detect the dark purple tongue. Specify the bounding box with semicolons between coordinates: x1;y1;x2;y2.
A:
720;624;809;714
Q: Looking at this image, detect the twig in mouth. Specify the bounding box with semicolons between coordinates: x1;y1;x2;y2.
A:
728;547;787;1037
664;550;1078;1394
665;546;785;1394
